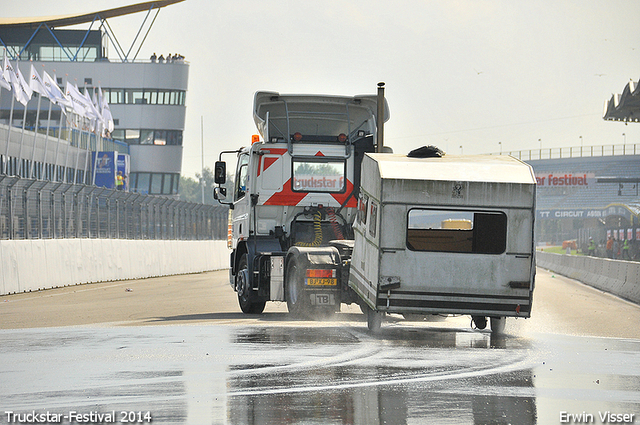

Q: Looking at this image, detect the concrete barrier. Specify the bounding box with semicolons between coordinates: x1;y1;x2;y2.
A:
536;251;640;305
0;239;230;295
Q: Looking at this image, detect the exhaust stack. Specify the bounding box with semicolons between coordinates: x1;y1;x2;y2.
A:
376;82;385;153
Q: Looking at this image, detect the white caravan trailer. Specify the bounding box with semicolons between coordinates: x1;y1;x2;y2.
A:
349;153;537;333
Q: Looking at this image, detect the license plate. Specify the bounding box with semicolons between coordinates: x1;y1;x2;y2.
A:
306;277;337;286
313;294;333;305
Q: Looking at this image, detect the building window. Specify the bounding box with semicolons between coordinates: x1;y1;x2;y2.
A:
125;129;140;144
117;129;182;146
140;130;154;145
135;173;150;194
107;89;124;104
101;88;185;105
162;174;173;194
126;90;145;104
150;173;162;194
153;130;167;145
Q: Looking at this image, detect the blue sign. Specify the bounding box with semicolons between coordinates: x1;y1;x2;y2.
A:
92;151;117;189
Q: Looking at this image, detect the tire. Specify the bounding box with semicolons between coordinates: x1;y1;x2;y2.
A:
472;315;487;330
286;260;306;316
490;317;506;335
236;254;266;314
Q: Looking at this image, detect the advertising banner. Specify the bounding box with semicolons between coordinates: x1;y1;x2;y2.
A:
535;172;596;188
92;151;117;189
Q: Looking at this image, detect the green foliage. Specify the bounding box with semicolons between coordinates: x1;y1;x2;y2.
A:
179;166;234;204
178;175;201;203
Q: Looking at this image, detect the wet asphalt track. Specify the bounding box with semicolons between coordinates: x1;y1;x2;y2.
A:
1;268;639;425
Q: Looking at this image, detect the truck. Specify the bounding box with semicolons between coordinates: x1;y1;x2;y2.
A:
214;88;536;334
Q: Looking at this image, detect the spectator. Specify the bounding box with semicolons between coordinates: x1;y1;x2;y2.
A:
622;239;631;260
158;54;165;63
150;52;157;63
116;171;124;191
606;236;613;258
587;238;596;256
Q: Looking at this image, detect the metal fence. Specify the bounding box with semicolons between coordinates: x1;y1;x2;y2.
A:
0;175;229;240
489;143;639;161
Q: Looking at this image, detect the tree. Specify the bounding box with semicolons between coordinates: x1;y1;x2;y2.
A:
179;166;234;204
178;175;200;203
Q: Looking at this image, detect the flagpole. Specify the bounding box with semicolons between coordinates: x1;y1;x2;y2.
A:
30;91;43;178
13;60;34;178
63;75;71;182
5;95;14;167
17;97;28;177
43;99;52;179
53;105;63;181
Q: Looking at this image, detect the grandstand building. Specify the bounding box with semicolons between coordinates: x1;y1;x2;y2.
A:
502;146;640;258
0;0;187;196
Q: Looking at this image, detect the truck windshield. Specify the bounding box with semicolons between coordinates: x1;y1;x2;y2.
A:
292;159;346;193
406;209;507;254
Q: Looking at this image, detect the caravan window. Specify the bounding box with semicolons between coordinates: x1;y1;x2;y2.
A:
406;209;507;254
292;159;346;193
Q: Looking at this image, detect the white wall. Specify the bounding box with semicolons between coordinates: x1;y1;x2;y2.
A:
0;239;229;295
536;251;640;305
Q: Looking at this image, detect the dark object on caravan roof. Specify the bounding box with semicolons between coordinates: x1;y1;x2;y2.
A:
408;145;444;158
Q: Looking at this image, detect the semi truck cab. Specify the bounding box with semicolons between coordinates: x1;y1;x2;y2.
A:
215;91;389;315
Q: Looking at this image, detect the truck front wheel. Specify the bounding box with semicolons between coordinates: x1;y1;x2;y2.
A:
236;254;266;314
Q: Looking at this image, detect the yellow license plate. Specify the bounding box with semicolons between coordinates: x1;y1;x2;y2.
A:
306;278;337;286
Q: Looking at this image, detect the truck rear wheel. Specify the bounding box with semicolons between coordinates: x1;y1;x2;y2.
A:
237;254;265;314
286;260;307;316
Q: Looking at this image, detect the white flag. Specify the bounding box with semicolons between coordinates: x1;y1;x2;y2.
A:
29;64;49;97
101;90;115;134
3;57;26;104
65;82;91;117
81;86;100;121
43;71;70;109
13;64;33;106
2;56;13;90
0;62;10;91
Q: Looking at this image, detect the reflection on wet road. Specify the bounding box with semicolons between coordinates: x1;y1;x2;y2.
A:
1;321;639;424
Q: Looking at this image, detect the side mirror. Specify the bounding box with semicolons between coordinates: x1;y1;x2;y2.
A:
213;186;227;201
214;161;226;184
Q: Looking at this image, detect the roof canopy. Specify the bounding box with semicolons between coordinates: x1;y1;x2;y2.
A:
603;78;640;123
0;0;185;28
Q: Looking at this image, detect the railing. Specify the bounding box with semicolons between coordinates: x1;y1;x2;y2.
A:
22;125;129;155
489;143;639;161
0;175;228;240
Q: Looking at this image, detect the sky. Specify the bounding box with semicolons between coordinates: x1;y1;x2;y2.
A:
5;0;640;178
